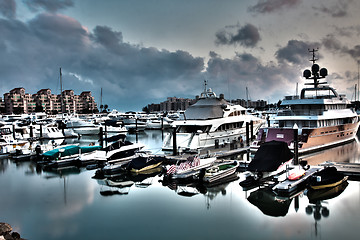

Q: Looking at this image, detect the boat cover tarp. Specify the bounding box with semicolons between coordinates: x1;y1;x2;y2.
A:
247;141;293;172
128;156;164;170
309;167;345;186
80;145;102;153
43;145;101;159
43;145;80;159
184;98;228;120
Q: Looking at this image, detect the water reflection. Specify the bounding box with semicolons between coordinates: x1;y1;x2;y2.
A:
0;131;360;240
94;166;163;196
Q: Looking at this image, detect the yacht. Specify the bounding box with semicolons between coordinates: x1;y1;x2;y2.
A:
250;49;360;154
162;85;264;153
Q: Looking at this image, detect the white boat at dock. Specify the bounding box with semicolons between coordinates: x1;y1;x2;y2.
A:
251;49;360;155
162;84;264;153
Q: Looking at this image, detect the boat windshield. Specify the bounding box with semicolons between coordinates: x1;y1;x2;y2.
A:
177;125;211;133
301;88;338;99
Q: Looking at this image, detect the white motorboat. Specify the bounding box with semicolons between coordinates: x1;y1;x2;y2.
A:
250;49;360;155
162;85;264;153
0;126;31;158
78;139;145;166
66;117;127;135
145;117;173;130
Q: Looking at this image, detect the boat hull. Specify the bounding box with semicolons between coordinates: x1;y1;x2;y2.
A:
251;122;360;155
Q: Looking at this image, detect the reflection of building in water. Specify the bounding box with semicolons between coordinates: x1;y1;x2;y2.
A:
301;139;360;166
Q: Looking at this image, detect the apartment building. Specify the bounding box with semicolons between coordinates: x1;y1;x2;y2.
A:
1;87;98;114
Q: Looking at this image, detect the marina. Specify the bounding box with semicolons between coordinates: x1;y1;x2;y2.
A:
1;128;360;239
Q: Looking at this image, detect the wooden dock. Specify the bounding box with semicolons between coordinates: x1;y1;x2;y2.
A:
273;166;323;195
165;145;249;162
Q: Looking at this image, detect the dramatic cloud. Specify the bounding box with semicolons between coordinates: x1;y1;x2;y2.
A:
23;0;74;12
206;52;299;101
248;0;301;14
0;0;16;19
215;23;261;48
0;12;204;110
312;0;352;18
276;40;320;65
321;34;342;53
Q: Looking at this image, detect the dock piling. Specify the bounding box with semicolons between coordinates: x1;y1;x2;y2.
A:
172;127;177;156
246;122;250;146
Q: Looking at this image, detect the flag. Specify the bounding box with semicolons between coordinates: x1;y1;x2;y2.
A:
167;165;177;174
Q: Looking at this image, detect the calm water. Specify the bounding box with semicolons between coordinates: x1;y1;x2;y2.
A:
1;130;360;240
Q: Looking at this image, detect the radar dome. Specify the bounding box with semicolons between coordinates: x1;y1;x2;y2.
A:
303;69;311;78
320;68;328;77
311;64;320;74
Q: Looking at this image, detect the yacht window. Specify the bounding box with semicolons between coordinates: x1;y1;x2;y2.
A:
177;125;211;133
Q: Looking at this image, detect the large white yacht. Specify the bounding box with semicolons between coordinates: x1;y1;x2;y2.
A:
251;49;360;154
162;84;264;153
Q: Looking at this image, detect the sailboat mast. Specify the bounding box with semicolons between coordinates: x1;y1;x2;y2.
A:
60;67;63;114
100;87;103;108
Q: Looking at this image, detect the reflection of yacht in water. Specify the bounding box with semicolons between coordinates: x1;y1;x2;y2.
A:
301;138;359;166
251;49;360;155
163;82;264;153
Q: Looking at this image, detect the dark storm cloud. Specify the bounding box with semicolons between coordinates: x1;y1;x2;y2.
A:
276;40;320;65
206;52;299;101
23;0;74;12
0;12;205;110
92;26;124;53
0;0;16;19
346;45;360;60
312;0;351;18
321;34;342;52
321;35;360;61
248;0;301;14
215;23;261;48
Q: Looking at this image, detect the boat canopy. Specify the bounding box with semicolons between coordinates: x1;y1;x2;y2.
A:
184;98;229;120
247;141;293;172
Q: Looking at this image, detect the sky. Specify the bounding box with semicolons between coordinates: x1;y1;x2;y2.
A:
1;0;360;111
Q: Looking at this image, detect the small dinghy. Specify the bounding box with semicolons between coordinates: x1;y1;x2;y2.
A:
309;166;348;190
202;160;239;183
